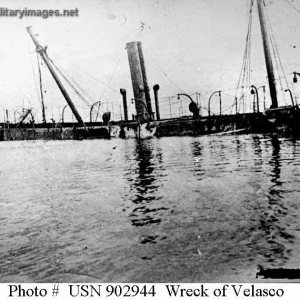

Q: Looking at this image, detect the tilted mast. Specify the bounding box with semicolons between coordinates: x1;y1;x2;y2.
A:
257;0;278;109
26;26;85;126
37;54;46;123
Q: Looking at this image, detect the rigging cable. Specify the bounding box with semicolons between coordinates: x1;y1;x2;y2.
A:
51;52;121;96
264;1;289;105
266;0;298;105
283;0;300;15
50;54;95;104
37;54;46;122
148;50;186;94
27;39;49;123
240;0;253;113
246;0;253;112
95;56;122;121
48;56;91;107
232;0;253;114
27;39;42;109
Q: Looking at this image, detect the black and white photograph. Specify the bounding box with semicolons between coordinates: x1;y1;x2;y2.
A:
1;0;300;289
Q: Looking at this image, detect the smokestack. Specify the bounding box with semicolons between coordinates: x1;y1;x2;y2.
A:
137;42;153;119
120;89;128;121
126;42;148;123
153;84;160;120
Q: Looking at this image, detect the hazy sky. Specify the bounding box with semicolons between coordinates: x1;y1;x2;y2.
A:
0;0;299;122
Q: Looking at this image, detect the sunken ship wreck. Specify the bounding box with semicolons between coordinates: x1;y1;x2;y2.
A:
0;0;299;141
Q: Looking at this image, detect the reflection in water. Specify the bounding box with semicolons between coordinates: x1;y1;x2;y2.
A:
123;140;168;244
257;136;294;265
269;136;282;188
1;136;300;282
252;135;262;170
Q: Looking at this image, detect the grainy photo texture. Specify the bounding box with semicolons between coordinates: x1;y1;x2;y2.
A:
0;0;300;284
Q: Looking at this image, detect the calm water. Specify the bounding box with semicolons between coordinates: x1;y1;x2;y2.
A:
0;135;300;282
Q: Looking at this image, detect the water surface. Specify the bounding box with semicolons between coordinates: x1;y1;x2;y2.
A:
0;134;300;282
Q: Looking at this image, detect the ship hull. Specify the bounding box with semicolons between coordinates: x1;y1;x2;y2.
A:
1;108;299;141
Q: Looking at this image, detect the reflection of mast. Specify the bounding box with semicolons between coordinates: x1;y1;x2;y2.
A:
26;26;85;126
269;136;281;184
257;0;278;109
37;54;46;123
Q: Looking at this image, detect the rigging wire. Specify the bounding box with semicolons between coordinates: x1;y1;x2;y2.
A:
97;56;121;103
94;56;122;121
148;50;186;94
232;0;253;114
50;52;120;94
283;0;300;15
50;52;121;110
37;54;47;122
243;0;253;113
27;39;42;107
48;57;91;107
245;0;253;113
49;55;95;104
280;1;300;102
264;2;289;105
266;0;298;105
27;39;50;123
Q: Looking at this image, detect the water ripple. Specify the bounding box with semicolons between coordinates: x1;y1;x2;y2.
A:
1;135;300;282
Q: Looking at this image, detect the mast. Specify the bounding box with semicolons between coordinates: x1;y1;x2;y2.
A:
26;26;85;126
37;54;46;123
257;0;278;109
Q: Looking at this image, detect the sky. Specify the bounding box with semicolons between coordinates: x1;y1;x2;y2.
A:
0;0;300;122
